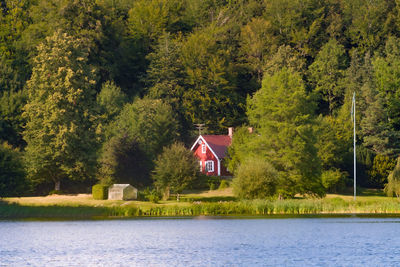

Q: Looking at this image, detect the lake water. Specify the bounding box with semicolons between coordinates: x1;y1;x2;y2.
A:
1;217;400;266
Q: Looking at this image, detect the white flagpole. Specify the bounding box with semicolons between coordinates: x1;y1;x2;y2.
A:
353;92;356;201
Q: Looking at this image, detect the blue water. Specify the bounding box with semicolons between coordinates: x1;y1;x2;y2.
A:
1;217;400;266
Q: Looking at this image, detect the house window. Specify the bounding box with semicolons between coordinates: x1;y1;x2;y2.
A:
205;161;214;172
199;161;202;172
202;144;206;154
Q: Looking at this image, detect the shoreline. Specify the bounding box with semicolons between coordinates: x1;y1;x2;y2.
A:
2;196;400;220
4;213;400;221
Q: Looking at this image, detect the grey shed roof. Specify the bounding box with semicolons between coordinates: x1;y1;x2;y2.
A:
109;184;135;189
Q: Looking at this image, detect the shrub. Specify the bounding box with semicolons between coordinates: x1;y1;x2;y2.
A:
232;157;279;199
209;183;216;190
369;154;396;188
142;188;161;203
208;176;220;190
385;157;400;197
92;184;108;200
190;174;208;189
190;175;221;190
218;180;229;190
321;169;346;193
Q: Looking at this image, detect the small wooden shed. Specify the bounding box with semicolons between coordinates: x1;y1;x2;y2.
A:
108;184;138;200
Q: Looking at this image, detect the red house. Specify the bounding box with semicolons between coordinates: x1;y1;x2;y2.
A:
190;128;233;176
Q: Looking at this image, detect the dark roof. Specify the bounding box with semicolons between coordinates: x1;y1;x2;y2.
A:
202;135;231;159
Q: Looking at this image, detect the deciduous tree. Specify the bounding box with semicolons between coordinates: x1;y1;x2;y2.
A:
152;142;198;199
98;134;150;187
107;98;179;158
244;68;324;197
309;39;347;115
23;31;99;191
97;80;127;124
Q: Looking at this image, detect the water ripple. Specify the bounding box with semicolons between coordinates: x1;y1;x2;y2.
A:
1;218;400;266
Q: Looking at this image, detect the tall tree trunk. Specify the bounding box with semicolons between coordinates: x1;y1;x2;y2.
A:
163;187;170;200
54;180;61;191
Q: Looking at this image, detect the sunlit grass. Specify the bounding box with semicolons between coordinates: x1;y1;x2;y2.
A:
2;188;400;219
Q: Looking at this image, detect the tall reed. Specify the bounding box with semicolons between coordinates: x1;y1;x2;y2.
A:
2;198;400;219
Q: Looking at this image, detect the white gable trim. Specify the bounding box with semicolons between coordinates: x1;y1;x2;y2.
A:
190;135;220;161
190;135;203;151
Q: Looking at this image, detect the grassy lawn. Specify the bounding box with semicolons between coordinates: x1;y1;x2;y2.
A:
2;188;235;207
2;187;400;219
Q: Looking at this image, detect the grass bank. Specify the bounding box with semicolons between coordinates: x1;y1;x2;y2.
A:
2;191;400;220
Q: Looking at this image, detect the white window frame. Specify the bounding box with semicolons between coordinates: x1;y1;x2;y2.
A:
205;160;214;172
201;144;206;154
199;161;203;172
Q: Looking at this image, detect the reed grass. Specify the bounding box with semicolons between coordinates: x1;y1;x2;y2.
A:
2;197;400;220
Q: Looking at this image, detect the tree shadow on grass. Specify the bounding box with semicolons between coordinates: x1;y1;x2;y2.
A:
181;196;237;202
358;188;385;197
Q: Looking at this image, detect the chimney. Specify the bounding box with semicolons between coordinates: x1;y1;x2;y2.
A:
248;127;253;134
228;127;233;138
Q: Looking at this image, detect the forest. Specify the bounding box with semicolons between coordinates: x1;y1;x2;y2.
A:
1;0;400;197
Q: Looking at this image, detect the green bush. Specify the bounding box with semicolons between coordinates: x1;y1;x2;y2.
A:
321;169;346;193
218;180;229;190
385;157;400;197
232;157;279;199
92;184;108;200
207;176;220;190
369;154;396;188
142;188;161;203
190;175;222;190
190;174;208;189
209;183;216;190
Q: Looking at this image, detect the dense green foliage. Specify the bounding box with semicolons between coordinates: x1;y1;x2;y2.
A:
98;135;150;187
152;142;198;196
23;31;99;191
2;0;400;195
0;143;26;197
231;69;325;198
232;157;279;199
97;98;179;188
218;180;229;190
321;169;346;193
385;157;400;198
106;98;179;158
92;184;108;200
97;81;128;125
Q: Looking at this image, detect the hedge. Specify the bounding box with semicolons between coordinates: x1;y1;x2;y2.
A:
92;184;108;200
